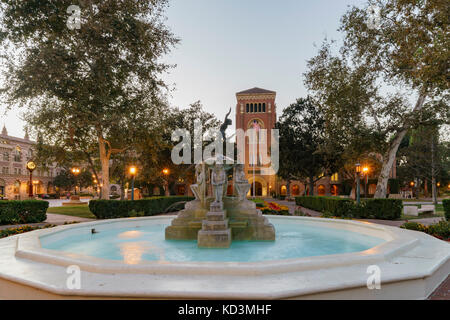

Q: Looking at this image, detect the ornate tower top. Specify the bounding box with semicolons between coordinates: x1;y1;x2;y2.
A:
1;125;7;136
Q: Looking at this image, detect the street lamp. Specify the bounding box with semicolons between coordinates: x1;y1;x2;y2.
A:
362;166;369;198
355;163;361;205
71;167;81;195
162;168;170;196
26;161;36;198
129;166;137;200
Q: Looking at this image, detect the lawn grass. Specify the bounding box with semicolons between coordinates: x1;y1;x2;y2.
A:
47;206;96;219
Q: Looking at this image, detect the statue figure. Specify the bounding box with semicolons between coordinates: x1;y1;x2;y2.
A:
190;164;206;203
219;108;232;142
211;163;226;204
234;164;251;201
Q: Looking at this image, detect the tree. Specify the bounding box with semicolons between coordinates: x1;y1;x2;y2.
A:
53;170;75;193
276;97;333;196
397;124;449;203
137;101;220;192
0;0;178;199
338;0;449;198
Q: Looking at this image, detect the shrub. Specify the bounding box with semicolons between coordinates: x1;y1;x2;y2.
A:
295;196;402;220
400;222;428;233
427;221;450;240
361;198;403;220
0;200;49;225
89;196;194;219
443;199;450;221
0;224;56;239
295;196;353;217
401;220;449;241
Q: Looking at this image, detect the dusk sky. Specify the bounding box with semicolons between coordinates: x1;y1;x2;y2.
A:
2;0;367;138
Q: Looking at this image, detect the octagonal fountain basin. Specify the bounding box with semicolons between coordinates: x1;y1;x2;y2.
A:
0;216;449;300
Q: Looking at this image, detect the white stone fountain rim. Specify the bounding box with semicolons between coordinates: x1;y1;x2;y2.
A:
1;215;449;299
15;215;419;276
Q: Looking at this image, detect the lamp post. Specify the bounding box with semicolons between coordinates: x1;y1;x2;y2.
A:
355;163;361;205
71;167;81;195
26;161;36;198
362;166;369;198
410;181;415;198
163;168;170;196
129;166;137;201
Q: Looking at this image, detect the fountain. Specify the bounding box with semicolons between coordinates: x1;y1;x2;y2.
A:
165;109;275;248
165;159;276;248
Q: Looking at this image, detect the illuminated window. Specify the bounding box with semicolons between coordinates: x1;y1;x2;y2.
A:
331;173;339;182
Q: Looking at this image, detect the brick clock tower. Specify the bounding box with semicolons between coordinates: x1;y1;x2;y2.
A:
235;87;277;197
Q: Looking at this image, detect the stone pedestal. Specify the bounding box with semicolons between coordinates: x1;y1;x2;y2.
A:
198;202;232;248
62;195;87;206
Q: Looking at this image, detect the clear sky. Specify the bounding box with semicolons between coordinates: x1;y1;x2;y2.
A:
1;0;367;138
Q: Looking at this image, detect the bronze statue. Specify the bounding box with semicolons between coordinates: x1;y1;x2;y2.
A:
219;108;232;142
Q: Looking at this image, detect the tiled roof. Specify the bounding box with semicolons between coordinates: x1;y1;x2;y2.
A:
236;87;276;95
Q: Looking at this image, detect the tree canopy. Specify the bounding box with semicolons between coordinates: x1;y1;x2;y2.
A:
0;0;178;198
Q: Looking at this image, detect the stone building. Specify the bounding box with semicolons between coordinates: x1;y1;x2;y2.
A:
0;126;59;200
234;87;397;198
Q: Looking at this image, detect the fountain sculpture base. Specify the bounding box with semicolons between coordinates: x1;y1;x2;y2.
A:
165;197;276;248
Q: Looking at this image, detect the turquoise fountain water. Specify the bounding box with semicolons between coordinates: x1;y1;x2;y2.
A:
40;220;384;264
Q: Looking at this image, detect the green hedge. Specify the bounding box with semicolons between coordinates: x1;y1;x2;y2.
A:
89;196;195;219
0;200;49;225
295;196;354;217
295;196;402;220
443;199;450;221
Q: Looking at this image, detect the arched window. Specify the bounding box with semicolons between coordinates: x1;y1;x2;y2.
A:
250;104;253;113
246;104;249;113
280;185;287;196
14;148;21;162
263;103;266;112
258;103;262;112
14;180;20;194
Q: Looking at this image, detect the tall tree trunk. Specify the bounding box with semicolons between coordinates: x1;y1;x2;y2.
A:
374;93;427;198
431;135;438;205
98;133;110;200
309;175;314;196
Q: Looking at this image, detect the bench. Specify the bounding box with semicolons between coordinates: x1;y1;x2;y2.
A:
418;205;435;214
404;206;419;216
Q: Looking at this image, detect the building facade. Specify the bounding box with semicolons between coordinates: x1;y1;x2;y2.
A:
235;87;397;198
0;126;59;200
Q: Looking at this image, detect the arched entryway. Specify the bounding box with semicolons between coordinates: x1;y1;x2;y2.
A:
291;185;300;196
280;185;287;196
317;185;326;196
0;179;5;198
250;182;263;197
248;177;268;197
331;185;338;196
